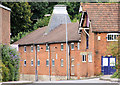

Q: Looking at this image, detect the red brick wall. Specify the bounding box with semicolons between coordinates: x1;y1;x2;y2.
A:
0;8;10;45
19;28;113;78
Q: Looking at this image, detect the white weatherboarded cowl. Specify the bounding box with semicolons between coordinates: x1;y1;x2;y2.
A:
45;5;71;34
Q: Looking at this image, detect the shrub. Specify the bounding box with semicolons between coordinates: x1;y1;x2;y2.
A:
2;64;9;82
0;44;20;81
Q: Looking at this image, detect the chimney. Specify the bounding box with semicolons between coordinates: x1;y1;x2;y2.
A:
45;5;71;34
0;4;11;45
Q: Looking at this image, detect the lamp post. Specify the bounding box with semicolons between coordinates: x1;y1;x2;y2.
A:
44;14;51;81
65;13;69;80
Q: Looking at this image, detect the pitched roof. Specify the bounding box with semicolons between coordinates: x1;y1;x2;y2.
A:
14;23;80;45
82;3;119;32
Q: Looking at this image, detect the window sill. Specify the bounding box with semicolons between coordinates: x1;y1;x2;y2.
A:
82;61;86;63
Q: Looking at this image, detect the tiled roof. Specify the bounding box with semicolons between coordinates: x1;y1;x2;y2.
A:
14;23;80;45
82;3;119;32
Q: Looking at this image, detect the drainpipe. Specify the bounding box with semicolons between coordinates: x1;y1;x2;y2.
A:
35;44;38;81
68;44;70;79
48;44;51;81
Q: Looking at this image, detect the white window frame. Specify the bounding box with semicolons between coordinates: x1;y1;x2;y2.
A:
71;43;74;50
77;42;80;50
37;45;40;52
82;54;86;62
107;33;119;41
24;59;26;66
46;59;49;66
71;58;74;66
61;59;63;67
52;59;55;66
46;44;49;51
31;45;33;52
61;43;63;51
24;46;26;52
31;59;33;66
88;54;92;62
38;59;40;66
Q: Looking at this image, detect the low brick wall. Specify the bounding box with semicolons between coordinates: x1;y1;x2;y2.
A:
20;74;78;81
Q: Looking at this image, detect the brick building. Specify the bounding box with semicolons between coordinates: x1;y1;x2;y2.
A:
0;4;11;45
14;3;119;81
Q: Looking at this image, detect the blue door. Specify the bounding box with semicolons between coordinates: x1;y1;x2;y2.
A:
101;56;116;75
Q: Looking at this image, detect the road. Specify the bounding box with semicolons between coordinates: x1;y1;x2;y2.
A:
1;78;119;85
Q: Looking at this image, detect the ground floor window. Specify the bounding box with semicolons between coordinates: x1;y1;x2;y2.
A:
61;59;63;67
31;59;33;66
38;59;40;66
82;54;86;62
24;60;26;66
71;58;74;66
46;59;49;66
52;59;55;66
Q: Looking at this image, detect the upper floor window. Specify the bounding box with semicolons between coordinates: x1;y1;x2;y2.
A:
107;33;119;41
37;45;40;52
82;54;86;62
31;46;33;52
46;44;49;51
88;53;92;62
78;42;80;50
24;59;26;66
71;43;74;50
24;46;26;52
61;43;63;51
38;59;40;66
52;59;55;66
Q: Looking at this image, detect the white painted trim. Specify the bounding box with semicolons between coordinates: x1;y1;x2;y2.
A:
0;4;11;11
107;33;119;41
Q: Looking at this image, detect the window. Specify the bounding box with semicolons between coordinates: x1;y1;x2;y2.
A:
31;46;33;52
86;34;89;49
46;59;49;66
107;33;119;41
37;45;40;52
71;58;74;66
24;46;26;52
38;59;40;66
52;59;55;66
77;42;80;50
31;59;33;66
88;54;92;62
24;60;26;66
82;54;86;62
71;43;74;50
61;59;63;67
61;43;63;51
46;44;49;51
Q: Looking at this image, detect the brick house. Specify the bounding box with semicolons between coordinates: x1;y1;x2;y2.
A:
14;3;119;81
0;4;11;45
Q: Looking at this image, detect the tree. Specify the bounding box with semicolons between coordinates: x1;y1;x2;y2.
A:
2;2;32;37
106;37;120;78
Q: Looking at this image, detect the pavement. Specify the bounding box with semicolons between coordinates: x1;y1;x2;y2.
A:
100;75;120;82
